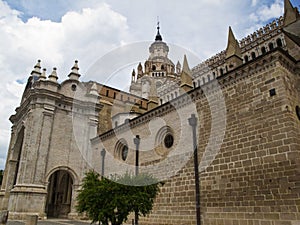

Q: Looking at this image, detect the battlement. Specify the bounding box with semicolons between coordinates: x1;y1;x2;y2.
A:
192;16;285;79
239;16;284;49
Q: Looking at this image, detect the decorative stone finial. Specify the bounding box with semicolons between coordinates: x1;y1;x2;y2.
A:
89;82;99;96
48;67;58;82
30;59;42;77
39;68;47;80
68;60;81;80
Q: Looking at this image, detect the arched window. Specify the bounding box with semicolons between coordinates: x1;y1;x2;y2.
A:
213;72;216;79
152;65;156;71
207;75;211;82
175;91;178;97
161;65;165;70
202;77;205;84
220;68;224;76
171;93;174;99
269;42;274;50
276;38;283;47
251;52;256;59
244;55;249;63
261;46;266;54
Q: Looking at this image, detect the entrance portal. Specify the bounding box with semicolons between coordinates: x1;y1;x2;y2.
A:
46;170;73;218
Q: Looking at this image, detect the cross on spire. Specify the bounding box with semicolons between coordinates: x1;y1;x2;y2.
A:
155;17;163;41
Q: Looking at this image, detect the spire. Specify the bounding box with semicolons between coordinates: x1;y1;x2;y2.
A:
48;67;58;82
284;0;299;26
155;20;163;41
68;60;81;80
180;55;193;92
182;55;190;74
225;26;242;59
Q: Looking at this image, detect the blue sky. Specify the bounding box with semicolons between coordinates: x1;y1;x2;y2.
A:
0;0;299;169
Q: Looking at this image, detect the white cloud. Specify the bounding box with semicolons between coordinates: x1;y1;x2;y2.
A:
249;0;283;22
0;0;130;169
251;0;258;7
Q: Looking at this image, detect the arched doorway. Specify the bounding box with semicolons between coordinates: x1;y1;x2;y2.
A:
45;170;73;218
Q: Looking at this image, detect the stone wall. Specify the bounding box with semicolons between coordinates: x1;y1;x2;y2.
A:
96;48;300;225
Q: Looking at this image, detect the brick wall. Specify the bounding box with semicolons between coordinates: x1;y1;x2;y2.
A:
97;49;300;225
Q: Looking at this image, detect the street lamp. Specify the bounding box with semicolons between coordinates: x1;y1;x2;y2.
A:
101;148;106;177
133;135;140;225
134;135;140;176
188;114;201;225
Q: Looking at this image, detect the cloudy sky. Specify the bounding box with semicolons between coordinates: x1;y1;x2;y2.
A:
0;0;298;169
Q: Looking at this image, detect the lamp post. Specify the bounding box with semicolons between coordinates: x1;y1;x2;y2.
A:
134;135;140;176
188;114;201;225
101;148;106;177
133;135;140;225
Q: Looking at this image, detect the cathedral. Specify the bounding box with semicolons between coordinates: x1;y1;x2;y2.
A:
0;0;300;224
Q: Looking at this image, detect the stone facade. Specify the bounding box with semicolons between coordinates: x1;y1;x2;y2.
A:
0;0;300;224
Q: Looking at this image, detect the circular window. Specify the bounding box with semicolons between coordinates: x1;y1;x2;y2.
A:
296;106;300;120
115;139;129;161
164;134;174;148
121;145;128;161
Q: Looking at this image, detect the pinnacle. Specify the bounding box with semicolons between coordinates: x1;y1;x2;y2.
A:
225;26;242;59
182;55;190;74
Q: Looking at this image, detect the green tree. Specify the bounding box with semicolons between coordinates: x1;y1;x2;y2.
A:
76;171;160;225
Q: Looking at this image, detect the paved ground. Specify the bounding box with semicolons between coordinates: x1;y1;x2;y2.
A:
7;219;95;225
